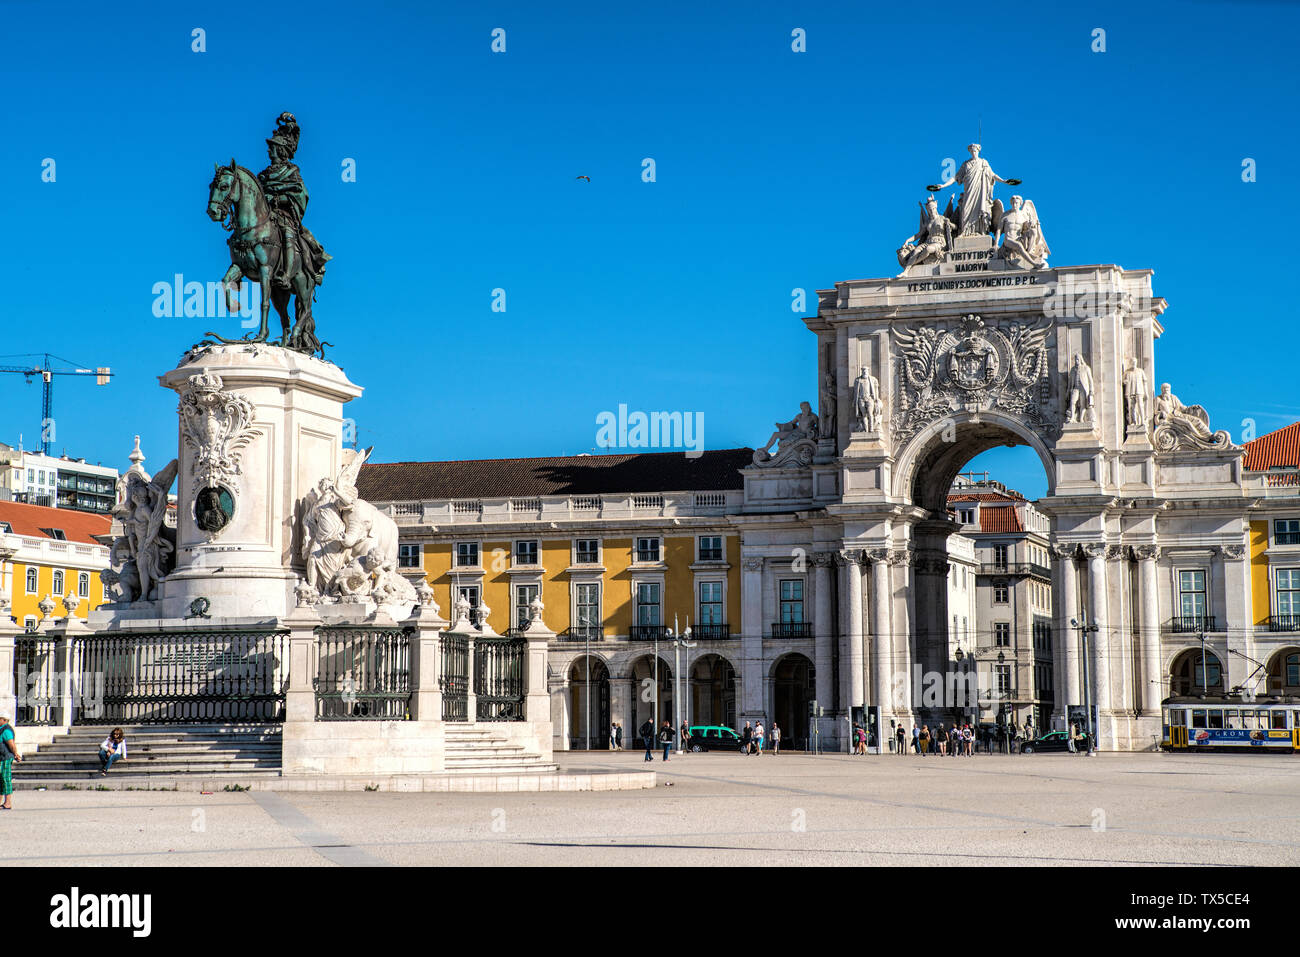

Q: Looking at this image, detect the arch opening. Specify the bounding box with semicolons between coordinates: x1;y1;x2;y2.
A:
567;655;610;750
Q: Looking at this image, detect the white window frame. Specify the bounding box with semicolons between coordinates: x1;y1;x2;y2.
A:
513;539;540;568
397;543;421;569
697;579;724;626
697;535;724;563
24;566;37;595
573;538;601;566
454;540;482;569
1176;567;1209;621
571;580;602;639
634;536;662;564
514;583;540;631
52;570;64;595
78;572;89;598
633;580;663;627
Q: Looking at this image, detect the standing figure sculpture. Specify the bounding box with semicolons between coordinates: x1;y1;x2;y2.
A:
205;112;331;357
106;460;179;602
927;144;1020;237
1123;357;1149;433
1066;354;1095;424
819;372;837;435
897;195;954;272
852;367;883;433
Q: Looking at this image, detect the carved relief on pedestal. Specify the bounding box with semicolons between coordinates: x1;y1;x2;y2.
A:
891;314;1051;448
177;371;261;538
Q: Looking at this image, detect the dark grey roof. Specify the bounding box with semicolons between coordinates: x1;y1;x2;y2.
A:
357;448;753;501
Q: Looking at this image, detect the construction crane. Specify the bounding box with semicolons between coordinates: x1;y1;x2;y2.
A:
0;353;112;456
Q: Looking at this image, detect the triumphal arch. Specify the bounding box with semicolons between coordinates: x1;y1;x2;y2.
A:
737;145;1247;750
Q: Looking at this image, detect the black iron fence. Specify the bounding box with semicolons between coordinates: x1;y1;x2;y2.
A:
475;635;527;721
1268;614;1300;632
314;625;412;721
440;633;469;722
73;629;290;725
13;636;56;726
770;622;812;639
1167;616;1218;633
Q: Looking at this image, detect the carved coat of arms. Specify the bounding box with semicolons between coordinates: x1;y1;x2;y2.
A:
177;372;261;532
891;314;1051;445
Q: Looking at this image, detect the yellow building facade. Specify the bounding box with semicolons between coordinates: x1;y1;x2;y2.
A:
0;501;112;629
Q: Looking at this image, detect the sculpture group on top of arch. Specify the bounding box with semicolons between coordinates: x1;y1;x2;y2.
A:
898;143;1050;274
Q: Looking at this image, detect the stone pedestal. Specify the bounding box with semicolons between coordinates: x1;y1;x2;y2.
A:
152;345;362;622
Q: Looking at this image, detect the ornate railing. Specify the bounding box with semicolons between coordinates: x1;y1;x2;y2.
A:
629;624;668;641
1167;616;1218;634
1268;614;1300;632
474;635;526;721
14;636;56;726
440;633;469;722
73;629;289;725
693;622;731;640
314;625;412;721
770;622;812;639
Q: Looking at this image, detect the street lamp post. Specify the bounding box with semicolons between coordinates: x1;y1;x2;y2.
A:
1071;614;1099;756
671;615;695;755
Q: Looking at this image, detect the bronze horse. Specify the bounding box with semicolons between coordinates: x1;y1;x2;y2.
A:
205;161;322;355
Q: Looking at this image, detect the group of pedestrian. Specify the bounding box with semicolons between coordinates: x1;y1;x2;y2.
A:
892;722;976;756
851;724;874;754
607;722;624;750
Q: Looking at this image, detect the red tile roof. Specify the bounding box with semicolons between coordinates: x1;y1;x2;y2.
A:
1243;422;1300;471
0;501;111;545
978;505;1024;533
357;448;754;501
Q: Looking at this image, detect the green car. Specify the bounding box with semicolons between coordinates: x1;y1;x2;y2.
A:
687;725;744;753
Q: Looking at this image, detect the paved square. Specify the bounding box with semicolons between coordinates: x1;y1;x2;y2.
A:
4;750;1298;866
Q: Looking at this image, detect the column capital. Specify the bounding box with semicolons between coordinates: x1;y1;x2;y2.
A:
1132;543;1159;561
1080;542;1107;560
1052;542;1078;559
811;551;838;568
742;557;764;572
865;547;891;564
886;548;912;567
1105;544;1128;561
1219;543;1246;560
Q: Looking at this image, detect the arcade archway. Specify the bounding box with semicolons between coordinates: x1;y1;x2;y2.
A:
689;653;736;729
568;656;609;749
772;653;814;749
1170;648;1225;696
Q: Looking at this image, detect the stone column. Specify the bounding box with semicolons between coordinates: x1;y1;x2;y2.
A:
740;558;764;720
1083;543;1112;714
0;612;19;726
283;606;322;724
465;635;478;721
867;549;892;713
407;601;448;721
812;553;835;710
1107;544;1132;711
842;550;865;712
1054;544;1079;718
888;549;914;716
1135;545;1163;713
1221;543;1252;692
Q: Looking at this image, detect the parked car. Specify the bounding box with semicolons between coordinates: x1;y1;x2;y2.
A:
1020;730;1091;754
687;725;744;752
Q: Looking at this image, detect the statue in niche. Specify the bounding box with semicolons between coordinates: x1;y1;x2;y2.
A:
819;372;836;435
852;367;883;433
1123;357;1149;433
1065;354;1095;424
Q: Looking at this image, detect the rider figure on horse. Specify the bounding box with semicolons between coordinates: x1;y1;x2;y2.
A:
258;112;331;289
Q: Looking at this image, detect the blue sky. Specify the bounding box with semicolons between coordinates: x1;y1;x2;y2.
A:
2;0;1296;500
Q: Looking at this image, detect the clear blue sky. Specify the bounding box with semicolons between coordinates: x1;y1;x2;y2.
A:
2;0;1296;501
